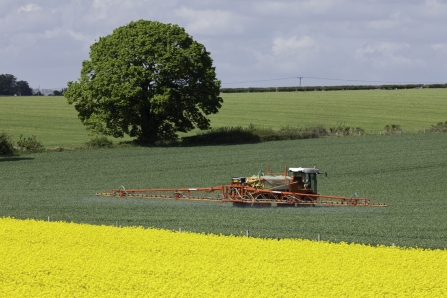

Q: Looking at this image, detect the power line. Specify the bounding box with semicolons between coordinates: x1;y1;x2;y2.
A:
303;76;442;84
221;77;298;85
221;76;446;85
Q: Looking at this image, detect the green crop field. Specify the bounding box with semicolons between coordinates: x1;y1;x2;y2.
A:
1;89;447;248
0;96;96;147
209;89;447;132
1;88;446;147
1;132;447;248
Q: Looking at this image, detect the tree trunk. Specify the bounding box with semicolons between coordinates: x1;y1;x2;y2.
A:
139;105;157;145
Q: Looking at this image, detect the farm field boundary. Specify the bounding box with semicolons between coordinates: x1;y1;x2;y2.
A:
221;82;447;93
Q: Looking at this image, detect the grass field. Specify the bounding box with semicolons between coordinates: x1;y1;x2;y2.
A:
0;96;94;147
209;89;447;132
1;89;447;248
1;88;446;147
2;132;447;248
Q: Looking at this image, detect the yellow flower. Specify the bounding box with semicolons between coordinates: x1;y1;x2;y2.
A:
0;217;446;297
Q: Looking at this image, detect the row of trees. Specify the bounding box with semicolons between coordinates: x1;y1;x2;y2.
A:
221;83;447;93
0;74;65;96
0;74;33;96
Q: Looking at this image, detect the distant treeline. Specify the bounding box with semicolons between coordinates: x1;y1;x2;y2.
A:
0;73;66;96
220;83;447;93
0;74;33;96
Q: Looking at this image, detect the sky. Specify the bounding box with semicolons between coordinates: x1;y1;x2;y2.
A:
1;0;447;90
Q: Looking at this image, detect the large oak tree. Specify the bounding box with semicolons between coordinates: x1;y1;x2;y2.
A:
65;20;222;144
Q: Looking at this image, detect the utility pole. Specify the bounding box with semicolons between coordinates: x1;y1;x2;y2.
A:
298;77;303;87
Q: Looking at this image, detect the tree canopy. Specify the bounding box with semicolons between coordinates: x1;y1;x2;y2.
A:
0;74;33;96
16;80;33;96
65;20;223;144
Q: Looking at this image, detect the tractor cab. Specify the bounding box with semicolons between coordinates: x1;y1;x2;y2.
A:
288;167;319;194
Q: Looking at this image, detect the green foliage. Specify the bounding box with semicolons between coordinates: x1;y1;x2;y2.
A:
183;124;366;145
16;80;33;96
247;124;276;140
426;84;447;88
53;89;66;96
277;125;328;140
254;125;329;141
65;20;222;145
382;84;423;90
383;124;402;134
0;74;17;95
85;136;114;148
0;74;32;95
182;126;260;145
329;124;365;136
429;121;447;132
16;135;43;151
182;124;333;145
0;132;15;155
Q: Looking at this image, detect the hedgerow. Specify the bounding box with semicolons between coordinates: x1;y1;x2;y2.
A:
182;124;367;145
0;132;14;155
429;121;447;132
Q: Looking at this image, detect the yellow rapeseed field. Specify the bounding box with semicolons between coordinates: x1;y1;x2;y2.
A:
1;217;446;297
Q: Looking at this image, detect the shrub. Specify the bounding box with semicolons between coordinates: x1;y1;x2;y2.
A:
329;124;365;136
275;125;328;140
85;136;114;148
426;84;447;89
182;126;260;145
0;132;15;155
383;124;402;134
16;135;43;151
248;124;276;141
429;121;447;132
182;123;367;145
